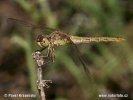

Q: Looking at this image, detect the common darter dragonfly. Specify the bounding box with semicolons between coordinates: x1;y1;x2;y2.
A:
7;18;125;74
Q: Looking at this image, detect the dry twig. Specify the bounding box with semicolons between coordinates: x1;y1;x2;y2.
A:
32;51;52;100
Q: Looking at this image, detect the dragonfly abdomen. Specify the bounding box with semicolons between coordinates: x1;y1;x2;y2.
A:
70;36;125;44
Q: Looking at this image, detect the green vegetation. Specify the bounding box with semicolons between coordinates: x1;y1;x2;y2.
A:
2;0;132;99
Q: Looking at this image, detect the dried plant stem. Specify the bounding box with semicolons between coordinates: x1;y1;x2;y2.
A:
37;67;46;100
32;51;52;100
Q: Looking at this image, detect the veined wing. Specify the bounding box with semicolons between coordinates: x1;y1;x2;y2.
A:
70;43;91;77
68;42;91;77
7;18;56;37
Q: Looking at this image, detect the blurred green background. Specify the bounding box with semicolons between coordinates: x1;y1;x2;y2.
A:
0;0;133;100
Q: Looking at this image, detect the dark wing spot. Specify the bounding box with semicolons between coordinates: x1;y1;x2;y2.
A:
36;34;44;42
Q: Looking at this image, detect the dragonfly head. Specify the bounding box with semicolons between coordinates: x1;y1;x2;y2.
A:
36;34;49;48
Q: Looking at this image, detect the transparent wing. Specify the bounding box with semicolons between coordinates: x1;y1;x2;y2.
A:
7;18;56;38
68;41;91;76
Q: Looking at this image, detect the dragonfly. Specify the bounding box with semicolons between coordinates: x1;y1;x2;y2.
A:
36;31;125;61
7;18;125;73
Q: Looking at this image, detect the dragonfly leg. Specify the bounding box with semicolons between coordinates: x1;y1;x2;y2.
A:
42;48;50;59
51;47;55;63
38;45;54;60
47;44;55;63
40;47;47;52
35;47;47;53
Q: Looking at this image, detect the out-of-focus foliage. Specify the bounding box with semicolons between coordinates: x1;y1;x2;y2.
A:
0;0;133;100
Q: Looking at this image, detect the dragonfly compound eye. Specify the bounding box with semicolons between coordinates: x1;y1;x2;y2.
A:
36;34;44;42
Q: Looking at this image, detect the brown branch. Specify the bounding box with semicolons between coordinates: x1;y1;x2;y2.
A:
32;51;52;100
